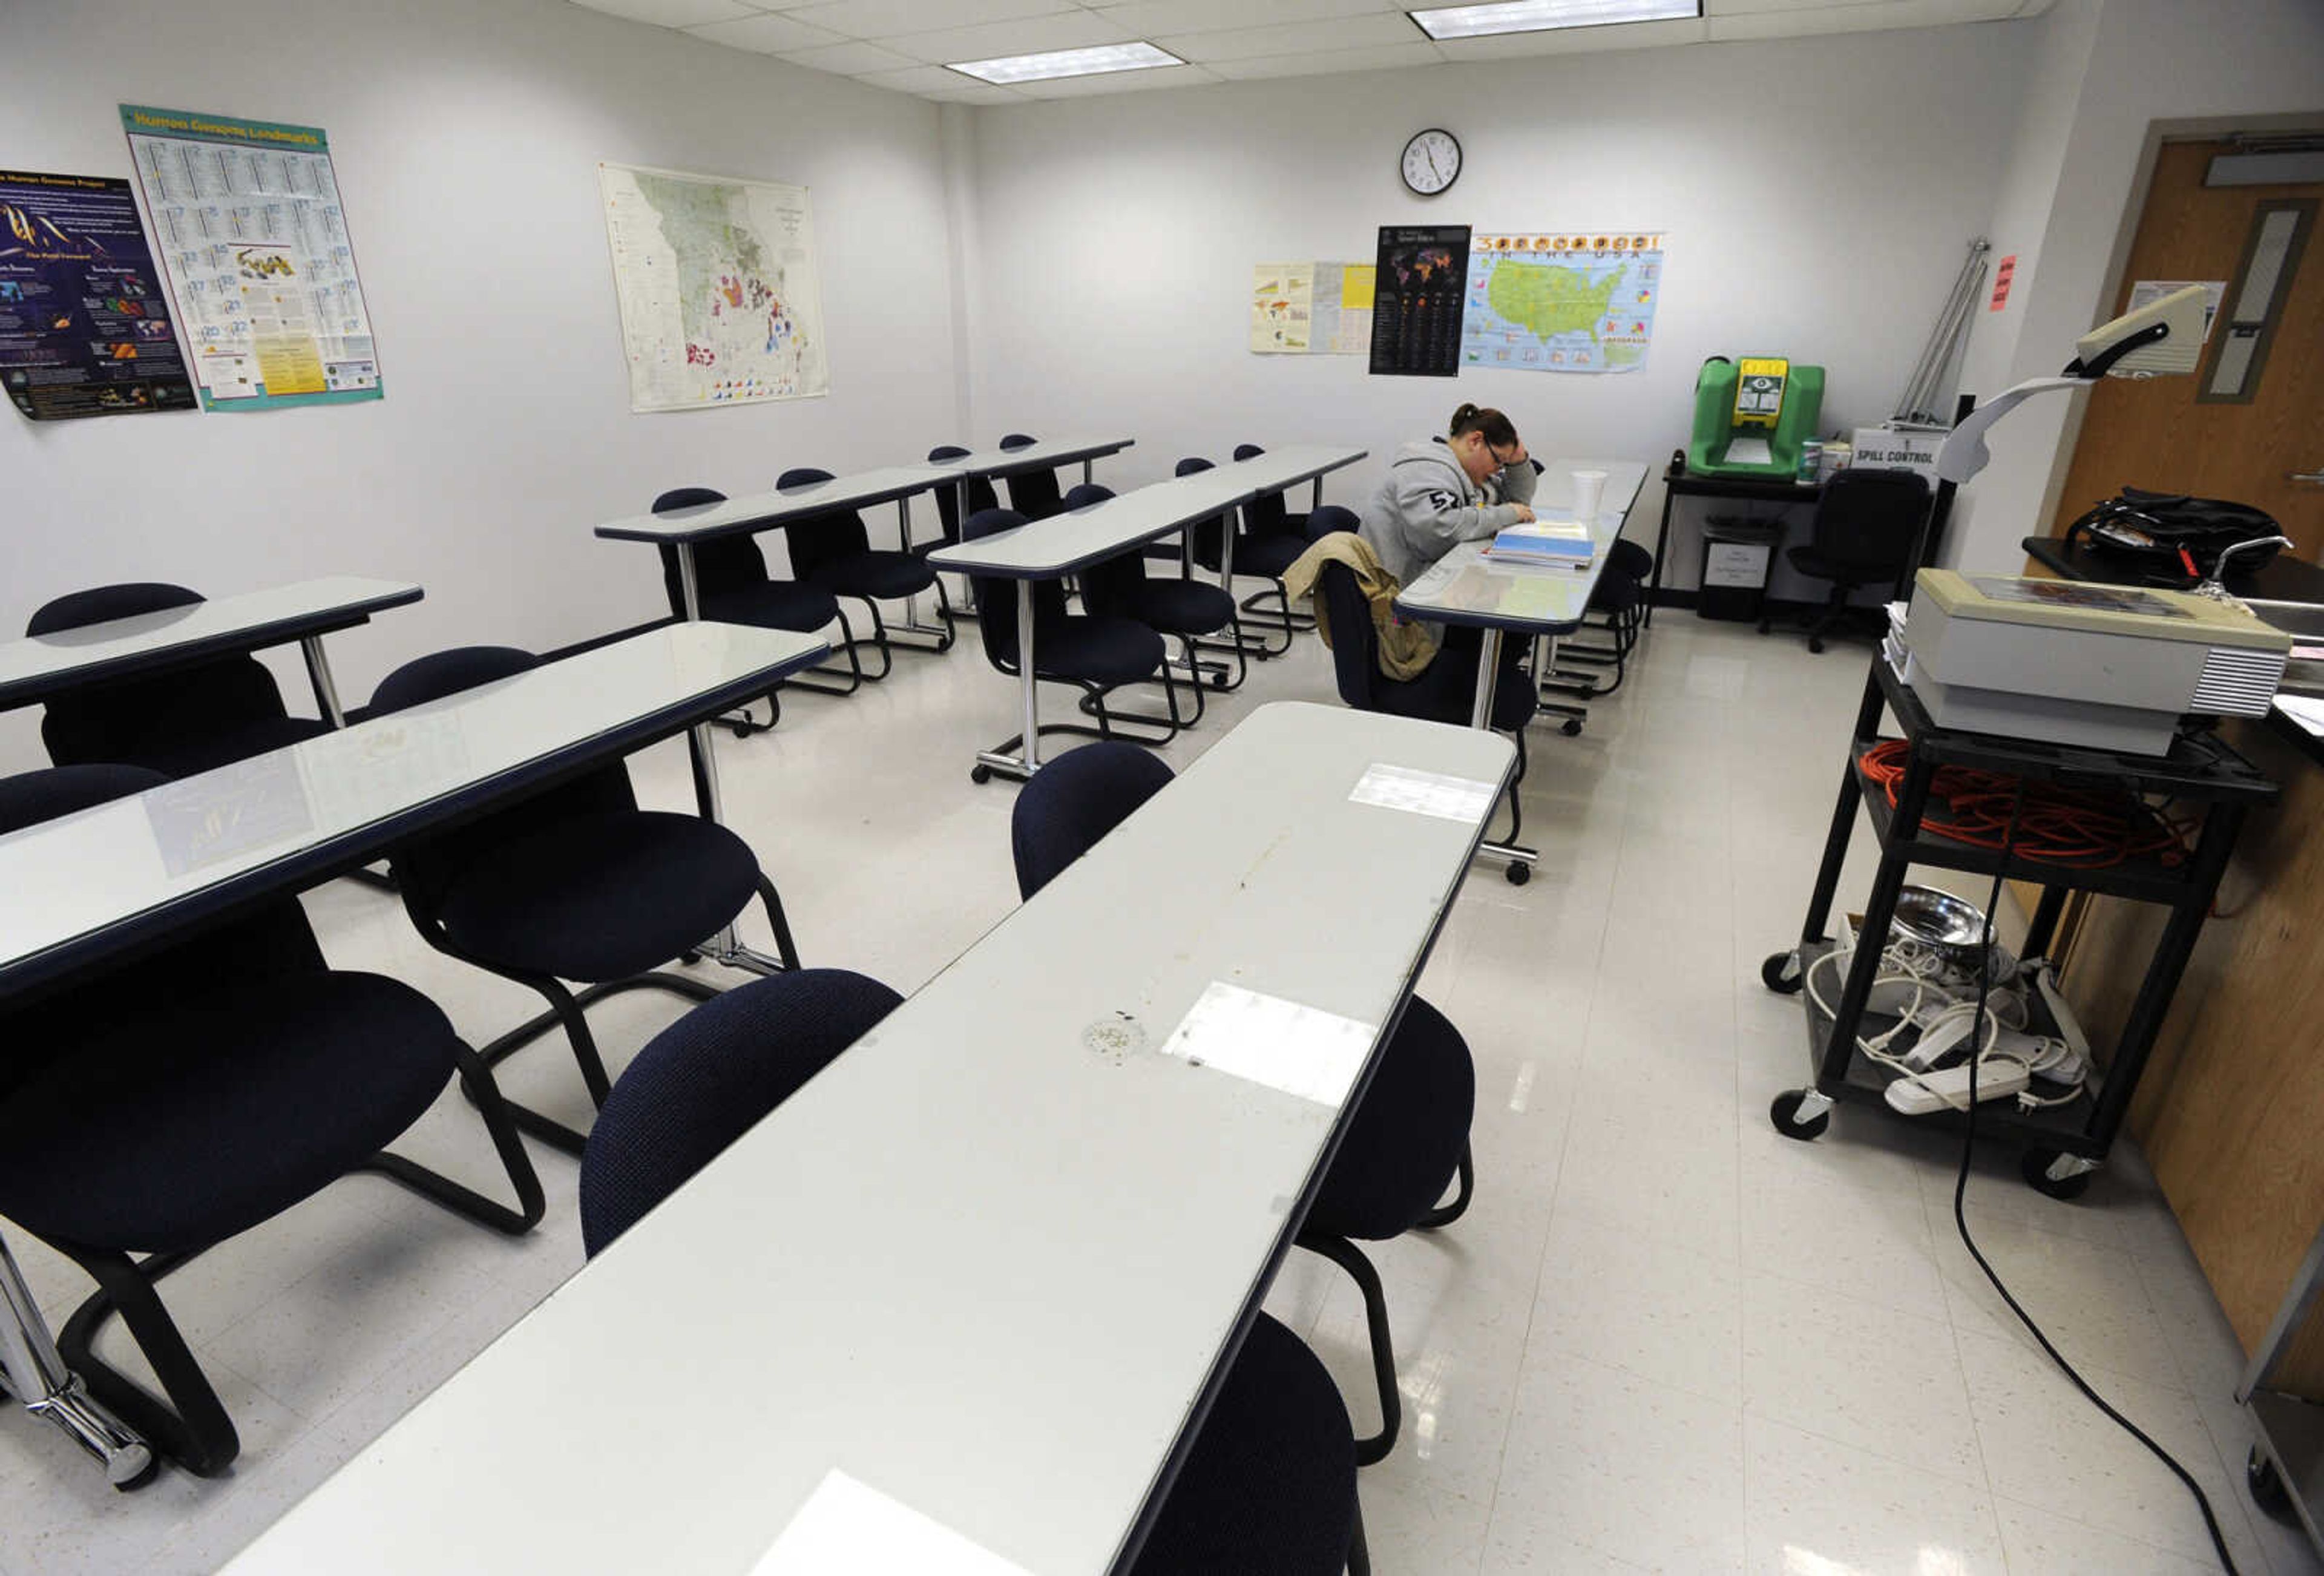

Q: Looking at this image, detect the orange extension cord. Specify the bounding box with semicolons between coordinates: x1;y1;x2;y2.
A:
1856;740;2190;869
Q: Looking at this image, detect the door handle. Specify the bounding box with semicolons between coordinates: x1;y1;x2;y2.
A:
2293;470;2324;485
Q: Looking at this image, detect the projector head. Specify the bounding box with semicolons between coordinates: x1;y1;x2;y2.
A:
2072;283;2208;378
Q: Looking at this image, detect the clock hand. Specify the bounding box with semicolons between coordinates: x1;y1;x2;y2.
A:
1427;148;1442;180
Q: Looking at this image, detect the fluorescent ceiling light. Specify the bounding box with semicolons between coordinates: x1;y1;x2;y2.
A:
948;41;1182;84
1409;0;1699;40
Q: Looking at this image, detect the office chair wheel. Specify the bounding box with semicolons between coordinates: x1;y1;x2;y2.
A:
1504;861;1531;887
1769;1090;1830;1142
2250;1446;2295;1522
2020;1146;2092;1201
970;764;993;784
1761;950;1804;994
1560;718;1583;737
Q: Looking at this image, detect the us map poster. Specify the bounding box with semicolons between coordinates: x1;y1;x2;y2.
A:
1462;232;1666;373
0;169;196;421
1369;225;1468;378
120;105;382;412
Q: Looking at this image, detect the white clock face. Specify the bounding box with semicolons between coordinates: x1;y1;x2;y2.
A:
1402;129;1461;195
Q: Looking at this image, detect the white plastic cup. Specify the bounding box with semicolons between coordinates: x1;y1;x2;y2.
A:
1571;468;1608;525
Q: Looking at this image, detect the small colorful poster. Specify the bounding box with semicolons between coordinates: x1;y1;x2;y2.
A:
1461;232;1666;374
1370;226;1469;378
119;105;383;411
0;169;197;421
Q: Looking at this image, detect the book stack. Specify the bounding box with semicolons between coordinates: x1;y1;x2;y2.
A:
1483;519;1595;571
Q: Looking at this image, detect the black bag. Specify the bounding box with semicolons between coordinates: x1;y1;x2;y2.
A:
2063;487;2282;579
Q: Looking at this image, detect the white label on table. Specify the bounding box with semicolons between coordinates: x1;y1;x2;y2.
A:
755;1470;1031;1575
2276;694;2324;738
1350;763;1497;823
1158;981;1376;1108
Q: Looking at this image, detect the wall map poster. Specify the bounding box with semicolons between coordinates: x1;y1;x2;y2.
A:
0;169;197;421
120;105;382;411
1369;225;1469;378
1462;232;1666;373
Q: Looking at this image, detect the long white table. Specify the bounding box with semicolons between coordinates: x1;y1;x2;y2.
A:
1394;458;1650;880
0;622;830;1488
226;701;1514;1576
928;447;1366;783
0;576;421;727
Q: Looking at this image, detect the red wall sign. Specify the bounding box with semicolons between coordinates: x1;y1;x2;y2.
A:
1989;253;2018;312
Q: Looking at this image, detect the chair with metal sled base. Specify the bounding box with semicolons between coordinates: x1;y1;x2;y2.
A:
369;646;803;1157
775;467;955;676
651;486;867;738
1068;482;1247;721
0;764;543;1480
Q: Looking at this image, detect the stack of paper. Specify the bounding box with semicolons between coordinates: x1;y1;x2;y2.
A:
1882;602;1915;682
1483;519;1594;570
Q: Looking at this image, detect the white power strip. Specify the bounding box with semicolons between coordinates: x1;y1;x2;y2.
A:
1885;1059;2031;1115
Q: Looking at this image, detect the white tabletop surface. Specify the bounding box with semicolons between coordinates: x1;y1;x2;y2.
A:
946;435;1135;477
594;465;964;543
1224;443;1367;493
0;622;826;992
1395;458;1650;633
928;467;1258;578
0;577;419;703
227;702;1514;1576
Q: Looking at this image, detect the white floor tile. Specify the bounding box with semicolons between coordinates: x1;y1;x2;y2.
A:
1534;1207;1743;1406
1744;1413;2008;1575
1992;1495;2222;1575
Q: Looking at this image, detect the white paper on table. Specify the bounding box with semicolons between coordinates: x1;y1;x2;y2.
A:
2274;694;2324;738
1350;762;1498;823
755;1470;1032;1576
1158;982;1377;1108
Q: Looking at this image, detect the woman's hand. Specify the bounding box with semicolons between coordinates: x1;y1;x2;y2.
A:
1509;505;1537;524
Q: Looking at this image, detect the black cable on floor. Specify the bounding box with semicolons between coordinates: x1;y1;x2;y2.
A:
1955;784;2240;1574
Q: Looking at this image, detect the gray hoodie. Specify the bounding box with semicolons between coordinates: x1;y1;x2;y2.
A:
1356;438;1540;587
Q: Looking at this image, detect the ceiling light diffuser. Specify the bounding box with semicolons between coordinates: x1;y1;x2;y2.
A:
1409;0;1700;40
947;41;1182;85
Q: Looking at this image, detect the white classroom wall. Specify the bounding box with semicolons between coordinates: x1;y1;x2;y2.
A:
0;0;961;774
959;22;2038;600
1945;0;2324;572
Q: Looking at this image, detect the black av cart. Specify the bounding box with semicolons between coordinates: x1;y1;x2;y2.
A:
1761;654;2277;1197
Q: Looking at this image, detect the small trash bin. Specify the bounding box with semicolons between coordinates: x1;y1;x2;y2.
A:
1698;516;1782;622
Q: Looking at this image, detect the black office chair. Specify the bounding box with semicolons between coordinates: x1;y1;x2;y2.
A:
959;508;1187;783
0;764;542;1477
997;432;1066;520
651;486;864;736
1230;444;1321;643
26;584;333;778
1543;537;1653;701
1313;554;1534;860
775;467;954;675
1304;503;1358;546
370;646;803;1155
1761;467;1931;653
1069;482;1245;715
579;970;902;1255
1009;742;1476;1466
925;445;1000;620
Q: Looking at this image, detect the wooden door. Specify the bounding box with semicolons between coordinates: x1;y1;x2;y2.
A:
2046;139;2324;553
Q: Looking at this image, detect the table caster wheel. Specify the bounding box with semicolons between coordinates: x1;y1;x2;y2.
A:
1770;1089;1830;1141
2251;1445;2296;1522
2021;1146;2093;1201
1505;861;1531;887
1808;636;1827;654
1561;718;1584;737
970;764;993;784
1761;950;1804;994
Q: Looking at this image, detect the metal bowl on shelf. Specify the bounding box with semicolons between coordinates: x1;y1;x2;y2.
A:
1889;885;1989;971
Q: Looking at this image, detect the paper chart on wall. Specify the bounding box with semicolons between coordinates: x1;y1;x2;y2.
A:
598;162;829;412
1462;231;1665;374
1250;261;1373;355
119;105;382;410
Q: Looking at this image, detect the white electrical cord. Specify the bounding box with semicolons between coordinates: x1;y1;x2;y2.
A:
1804;938;2086;1113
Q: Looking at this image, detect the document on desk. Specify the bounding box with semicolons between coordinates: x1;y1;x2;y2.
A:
2275;694;2324;738
1350;761;1498;823
755;1471;1031;1576
1158;982;1375;1108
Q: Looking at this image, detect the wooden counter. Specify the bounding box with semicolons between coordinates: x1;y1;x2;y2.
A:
2060;715;2324;1394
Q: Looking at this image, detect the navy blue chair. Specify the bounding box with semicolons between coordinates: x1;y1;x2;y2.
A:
1068;483;1245;716
1008;743;1475;1467
1304;503;1359;546
1232;444;1321;641
959;509;1185;783
26;584;332;778
1313;554;1534;859
370;646;803;1155
651;486;862;736
774;467;954;675
1554;537;1652;698
924;445;998;557
579;969;903;1255
0;764;542;1477
996;432;1065;520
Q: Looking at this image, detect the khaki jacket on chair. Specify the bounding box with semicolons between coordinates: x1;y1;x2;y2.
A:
1282;533;1438;683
